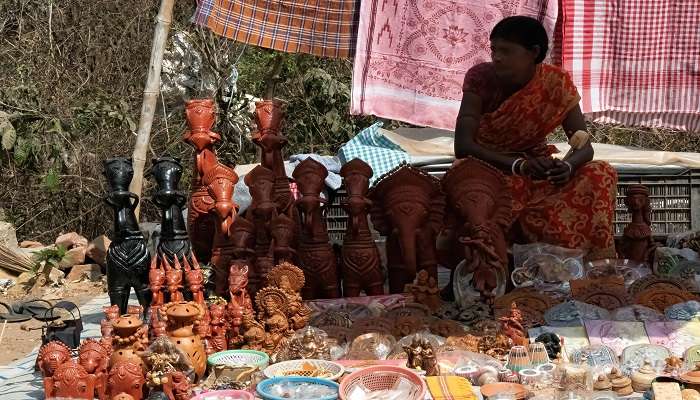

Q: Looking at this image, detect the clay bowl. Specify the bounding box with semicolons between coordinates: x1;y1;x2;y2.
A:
480;382;528;399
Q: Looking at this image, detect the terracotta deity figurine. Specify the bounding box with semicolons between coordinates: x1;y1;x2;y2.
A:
442;157;513;303
499;302;528;346
252;99;294;214
78;339;111;400
245;166;278;290
241;311;266;351
256;287;290;353
267;262;312;331
369;164;445;293
404;269;442;312
209;302;229;353
293;158;340;299
151;156;191;264
103;157;152;314
340;159;384;297
38;340;73;398
162;370;192;400
227;303;245;348
50;360;97;399
620;185;656;264
183;99;221;263
164;257;184;302
108;361;146;400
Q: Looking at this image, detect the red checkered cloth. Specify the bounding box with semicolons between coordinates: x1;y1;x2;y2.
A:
561;0;700;132
193;0;359;58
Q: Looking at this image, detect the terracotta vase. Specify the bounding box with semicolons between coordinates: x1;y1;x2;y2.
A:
108;361;146;400
183;99;221;263
620;185;656;264
103;157;152;314
164;301;207;380
38;341;73;398
441;157;512;302
293;158;339;299
340;159;384;297
110;314;148;371
368;164;444;293
151;156;191;264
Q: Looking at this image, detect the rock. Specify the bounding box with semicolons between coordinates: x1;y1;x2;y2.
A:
86;235;111;266
58;246;86;269
47;267;65;285
19;240;44;248
55;232;88;249
29;267;64;296
66;264;103;282
15;271;36;286
0;221;18;249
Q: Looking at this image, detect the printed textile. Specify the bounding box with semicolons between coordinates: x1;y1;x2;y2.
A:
193;0;359;58
561;0;700;132
350;0;558;130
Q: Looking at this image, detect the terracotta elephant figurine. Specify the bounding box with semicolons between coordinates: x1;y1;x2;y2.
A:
368;164;445;294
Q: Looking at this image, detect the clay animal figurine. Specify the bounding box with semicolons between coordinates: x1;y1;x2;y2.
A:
620;185;656;264
270;213;297;264
183;99;221;263
293;158;340;299
442;157;512;303
78;338;111;400
38;340;73;398
340;159;384;297
103;157;152;314
499;302;528;346
151;156;191;264
245;165;277;289
51;360;97;399
108;361;146;400
405;269;442;312
229;264;254;314
228;215;258;292
369;164;445;293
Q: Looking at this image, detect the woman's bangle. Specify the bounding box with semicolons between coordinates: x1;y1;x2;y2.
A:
511;158;525;175
564;161;573;175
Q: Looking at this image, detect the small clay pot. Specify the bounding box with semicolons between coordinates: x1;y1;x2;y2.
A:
631;361;657;392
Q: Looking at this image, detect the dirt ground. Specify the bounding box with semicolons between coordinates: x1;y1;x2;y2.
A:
0;280;106;365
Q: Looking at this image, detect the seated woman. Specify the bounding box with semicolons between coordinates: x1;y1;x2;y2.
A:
454;16;617;261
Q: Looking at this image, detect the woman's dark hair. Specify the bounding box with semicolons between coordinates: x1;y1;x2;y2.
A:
490;16;549;64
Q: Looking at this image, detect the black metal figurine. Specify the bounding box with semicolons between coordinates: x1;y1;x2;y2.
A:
103;157;152;314
151;156;191;264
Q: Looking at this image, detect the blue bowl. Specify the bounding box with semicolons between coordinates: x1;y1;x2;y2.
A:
256;376;339;400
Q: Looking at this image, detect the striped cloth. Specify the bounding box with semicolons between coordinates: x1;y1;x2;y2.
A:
193;0;359;58
561;0;700;132
426;376;478;400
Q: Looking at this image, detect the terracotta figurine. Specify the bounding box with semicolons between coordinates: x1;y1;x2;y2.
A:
38;340;73;398
149;305;167;340
163;301;207;380
256;286;290;353
108;361;146;400
293;158;340;299
228;215;259;292
109;313;149;371
442;157;513;302
78;338;111;400
267;262;312;331
369;164;445;293
209;302;229;353
339;159;384;297
149;257;166;307
163;257;184;302
405;269;442;312
183;255;205;305
271;213;297;264
499;302;528;346
620;184;656;264
245;166;278;290
103;157;152;314
51;360;97;399
229;264;254;314
101;305;120;339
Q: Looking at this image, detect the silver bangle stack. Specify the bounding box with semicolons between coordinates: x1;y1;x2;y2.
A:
511;158;525;176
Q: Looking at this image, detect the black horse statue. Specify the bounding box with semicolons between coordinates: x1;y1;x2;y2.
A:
151;156;191;264
103;157;152;314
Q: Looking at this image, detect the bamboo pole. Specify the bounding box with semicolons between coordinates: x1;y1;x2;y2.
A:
129;0;176;219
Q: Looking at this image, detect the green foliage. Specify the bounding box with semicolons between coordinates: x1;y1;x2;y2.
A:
31;245;67;272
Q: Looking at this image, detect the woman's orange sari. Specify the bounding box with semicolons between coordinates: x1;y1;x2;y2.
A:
464;63;617;259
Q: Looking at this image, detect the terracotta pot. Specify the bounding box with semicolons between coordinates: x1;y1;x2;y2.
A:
110;314;147;371
165;301;207;380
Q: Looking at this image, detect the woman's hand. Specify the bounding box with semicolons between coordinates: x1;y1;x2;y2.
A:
547;159;573;185
522;156;556;180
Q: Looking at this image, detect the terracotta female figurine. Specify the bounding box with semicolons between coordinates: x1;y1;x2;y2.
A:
78;339;111;400
267;262;311;331
404;269;442;312
108;361;146;400
241;311;266;351
38;340;73;398
620;185;656;264
293;158;340;299
499;302;528;346
103;157;152;314
256;287;290;353
51;360;97;399
340;159;384;297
